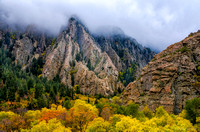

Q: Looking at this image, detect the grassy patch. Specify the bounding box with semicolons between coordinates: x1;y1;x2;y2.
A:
176;46;189;53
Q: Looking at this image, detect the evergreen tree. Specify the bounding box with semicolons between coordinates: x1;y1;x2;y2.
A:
94;99;98;104
66;85;71;97
75;53;81;62
118;87;122;94
71;74;75;86
87;59;93;70
63;100;71;109
35;83;43;99
75;85;80;94
6;75;18;101
27;78;34;90
50;88;56;103
88;98;90;103
59;83;66;97
38;95;47;108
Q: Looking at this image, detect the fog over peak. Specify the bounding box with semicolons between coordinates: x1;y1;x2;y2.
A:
93;26;125;36
0;0;200;51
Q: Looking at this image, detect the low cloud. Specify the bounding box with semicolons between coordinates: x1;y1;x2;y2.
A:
0;0;200;51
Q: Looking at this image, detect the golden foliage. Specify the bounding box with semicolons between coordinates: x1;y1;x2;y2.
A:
22;118;71;132
65;100;98;132
0;100;197;132
86;117;110;132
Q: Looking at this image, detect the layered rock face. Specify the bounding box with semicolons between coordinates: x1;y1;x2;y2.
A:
122;31;200;113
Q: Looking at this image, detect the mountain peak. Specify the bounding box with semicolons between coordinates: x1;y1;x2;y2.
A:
67;15;89;33
69;15;82;23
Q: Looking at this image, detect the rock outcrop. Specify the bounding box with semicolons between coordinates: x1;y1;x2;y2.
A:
0;23;53;69
122;31;200;113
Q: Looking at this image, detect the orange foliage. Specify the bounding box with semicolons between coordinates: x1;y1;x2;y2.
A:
39;110;66;122
39;105;67;122
100;106;113;121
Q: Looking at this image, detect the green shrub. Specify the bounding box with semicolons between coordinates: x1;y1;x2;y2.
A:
185;97;200;124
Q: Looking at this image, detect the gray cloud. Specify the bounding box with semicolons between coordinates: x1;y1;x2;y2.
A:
0;0;200;51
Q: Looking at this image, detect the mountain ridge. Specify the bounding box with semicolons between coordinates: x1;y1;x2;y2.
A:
122;30;200;113
0;16;155;96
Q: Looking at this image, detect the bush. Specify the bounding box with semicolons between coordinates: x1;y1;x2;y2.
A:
185;97;200;124
125;103;139;118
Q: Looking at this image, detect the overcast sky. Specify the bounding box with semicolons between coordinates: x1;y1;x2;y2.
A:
0;0;200;51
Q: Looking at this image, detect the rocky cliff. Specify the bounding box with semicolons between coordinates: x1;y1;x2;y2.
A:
122;31;200;113
0;17;155;97
42;17;123;96
94;33;154;71
42;17;155;96
0;22;53;69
